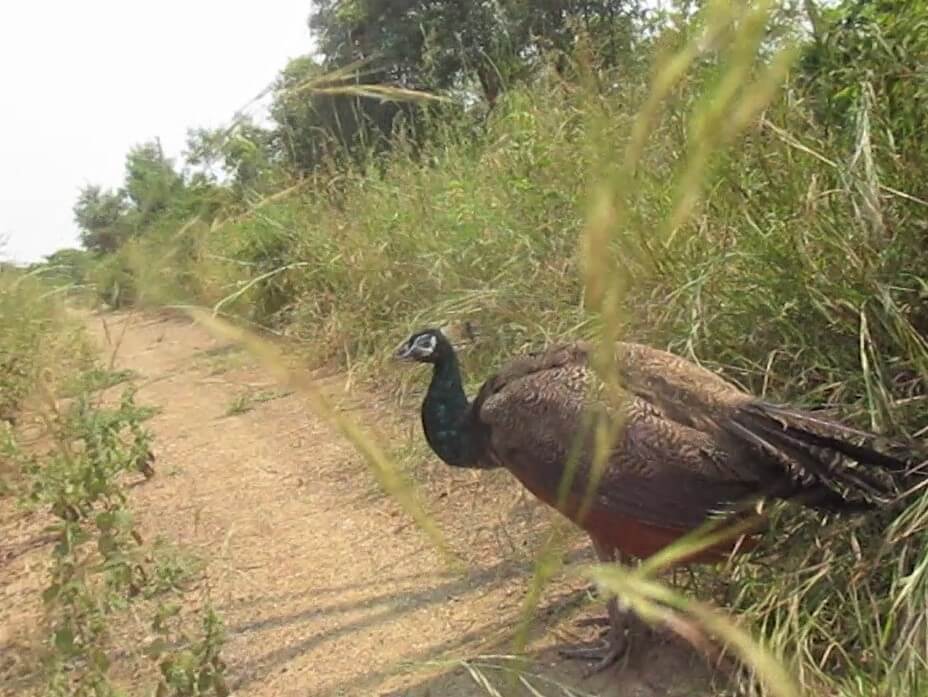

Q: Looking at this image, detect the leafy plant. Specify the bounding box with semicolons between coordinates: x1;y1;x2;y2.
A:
148;604;229;697
223;387;291;417
144;537;204;598
61;367;138;398
8;386;154;694
0;270;95;423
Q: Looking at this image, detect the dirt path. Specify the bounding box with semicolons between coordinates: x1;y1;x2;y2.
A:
3;311;715;696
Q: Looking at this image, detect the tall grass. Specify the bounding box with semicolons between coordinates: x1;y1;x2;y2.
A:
80;3;928;695
150;54;928;419
0;268;95;426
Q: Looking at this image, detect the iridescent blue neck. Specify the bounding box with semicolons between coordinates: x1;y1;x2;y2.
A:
421;350;483;467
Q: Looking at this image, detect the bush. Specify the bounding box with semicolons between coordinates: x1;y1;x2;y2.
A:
88;252;138;309
0;270;94;423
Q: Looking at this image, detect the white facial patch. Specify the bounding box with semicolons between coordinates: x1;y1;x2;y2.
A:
417;334;438;354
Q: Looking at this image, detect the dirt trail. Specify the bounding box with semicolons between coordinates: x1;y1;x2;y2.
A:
3;311;714;696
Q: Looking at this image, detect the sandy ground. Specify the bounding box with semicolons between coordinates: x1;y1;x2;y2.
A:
1;311;718;696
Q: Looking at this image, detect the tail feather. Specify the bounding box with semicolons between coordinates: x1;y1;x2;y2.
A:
727;401;927;511
727;417;895;501
744;403;920;472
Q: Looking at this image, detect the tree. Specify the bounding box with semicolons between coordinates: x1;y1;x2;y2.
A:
74;140;190;254
73;185;128;254
264;2;650;174
269;55;411;172
308;1;646;106
185;118;279;196
123;139;185;227
41;248;94;286
309;0;516;105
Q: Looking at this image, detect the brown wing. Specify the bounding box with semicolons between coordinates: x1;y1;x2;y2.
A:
473;342;769;531
612;343;914;502
476;340;752;430
613;341;752;430
473;340;916;523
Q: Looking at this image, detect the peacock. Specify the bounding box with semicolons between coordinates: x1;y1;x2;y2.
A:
394;325;927;674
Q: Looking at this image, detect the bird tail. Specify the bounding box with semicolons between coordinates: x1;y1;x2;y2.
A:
725;401;928;512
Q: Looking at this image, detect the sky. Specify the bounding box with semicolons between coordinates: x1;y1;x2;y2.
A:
0;2;315;263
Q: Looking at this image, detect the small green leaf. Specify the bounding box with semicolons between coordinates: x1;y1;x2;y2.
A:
96;511;115;530
197;668;212;691
54;626;75;652
114;509;134;530
144;638;169;659
42;583;61;605
98;533;117;556
89;647;110;671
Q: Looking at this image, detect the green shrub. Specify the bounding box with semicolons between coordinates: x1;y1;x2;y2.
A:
88;251;138;309
0;271;94;423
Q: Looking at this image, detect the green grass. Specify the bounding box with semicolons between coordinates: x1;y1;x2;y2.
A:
0;269;97;424
222;387;291;417
145;536;205;597
60;367;138;398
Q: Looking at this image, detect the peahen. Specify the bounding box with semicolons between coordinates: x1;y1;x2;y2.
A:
394;326;927;674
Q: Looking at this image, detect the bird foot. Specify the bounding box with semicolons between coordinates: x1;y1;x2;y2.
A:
559;632;628;677
575;612;653;639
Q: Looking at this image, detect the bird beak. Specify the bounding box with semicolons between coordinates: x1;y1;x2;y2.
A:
393;341;416;362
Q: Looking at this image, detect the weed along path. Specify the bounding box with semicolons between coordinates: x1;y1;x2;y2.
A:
78;310;713;696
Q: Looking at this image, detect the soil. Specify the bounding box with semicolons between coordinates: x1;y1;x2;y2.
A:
1;310;720;696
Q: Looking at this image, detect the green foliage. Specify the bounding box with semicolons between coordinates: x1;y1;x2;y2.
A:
4;386;155;695
73;139;202;270
223;387;290;417
800;0;928;161
24;387;156;520
269;54;415;172
148;604;229;697
0;270;95;424
185;119;282;199
61;367;138;398
73;186;130;254
0;266;226;696
3;351;223;696
39;248;97;289
145;537;204;597
123;140;186;228
309;0;648;103
89;250;138;309
223;392;253;416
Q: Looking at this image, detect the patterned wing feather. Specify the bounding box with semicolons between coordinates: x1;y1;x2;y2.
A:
474;342;766;531
471;338;921;530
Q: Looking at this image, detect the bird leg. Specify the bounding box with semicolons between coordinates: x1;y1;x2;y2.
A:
559;594;629;675
558;539;633;676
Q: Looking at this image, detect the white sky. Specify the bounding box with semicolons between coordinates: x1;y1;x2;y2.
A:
0;2;315;263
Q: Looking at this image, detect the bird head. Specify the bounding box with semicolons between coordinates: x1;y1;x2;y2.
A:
393;321;479;364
